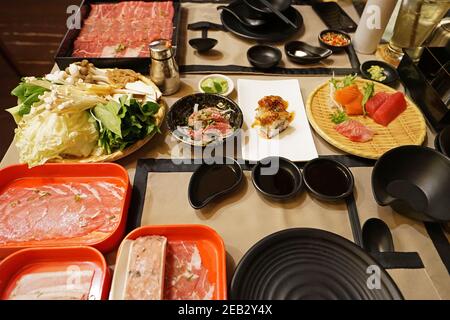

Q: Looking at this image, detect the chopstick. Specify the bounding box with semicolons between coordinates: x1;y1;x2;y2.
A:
257;0;297;29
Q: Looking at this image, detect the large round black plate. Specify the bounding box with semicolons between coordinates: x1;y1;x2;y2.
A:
231;228;403;300
220;2;302;42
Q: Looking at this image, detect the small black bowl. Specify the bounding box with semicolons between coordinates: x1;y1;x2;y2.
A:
285;41;332;64
189;157;243;209
251;157;303;200
303;158;354;202
436;125;450;157
361;60;399;86
318;29;351;53
247;45;282;69
372;145;450;222
167;93;243;147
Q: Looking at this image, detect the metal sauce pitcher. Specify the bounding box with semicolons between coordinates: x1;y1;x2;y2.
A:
149;39;180;95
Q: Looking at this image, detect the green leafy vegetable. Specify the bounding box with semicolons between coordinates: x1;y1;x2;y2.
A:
93;101;122;137
6;81;49;122
330;74;357;90
92;96;160;154
330;110;348;124
362;82;375;115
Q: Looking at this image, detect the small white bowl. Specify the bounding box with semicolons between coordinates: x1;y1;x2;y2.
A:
198;74;234;96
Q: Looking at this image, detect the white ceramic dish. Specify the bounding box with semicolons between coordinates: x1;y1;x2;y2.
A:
198;74;234;96
238;79;318;162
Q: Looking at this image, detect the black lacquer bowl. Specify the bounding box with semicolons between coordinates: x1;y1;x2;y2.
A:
361;60;399;86
167;93;243;147
231;228;403;300
188;157;243;209
251;157;303;200
372;145;450;222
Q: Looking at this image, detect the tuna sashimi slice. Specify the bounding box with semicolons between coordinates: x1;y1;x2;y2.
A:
366;92;390;118
372;92;407;126
335;120;374;142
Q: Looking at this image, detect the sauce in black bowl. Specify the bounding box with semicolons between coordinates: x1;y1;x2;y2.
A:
303;158;354;201
252;157;303;200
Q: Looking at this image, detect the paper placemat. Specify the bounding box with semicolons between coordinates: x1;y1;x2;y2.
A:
126;157;448;298
178;2;361;75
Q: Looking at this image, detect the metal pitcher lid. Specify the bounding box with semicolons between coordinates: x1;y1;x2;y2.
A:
149;39;173;60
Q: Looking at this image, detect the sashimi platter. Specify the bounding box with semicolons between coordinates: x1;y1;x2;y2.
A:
306;75;427;159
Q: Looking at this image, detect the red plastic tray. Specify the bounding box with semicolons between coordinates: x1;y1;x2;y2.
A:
113;224;227;300
0;163;130;258
0;246;110;300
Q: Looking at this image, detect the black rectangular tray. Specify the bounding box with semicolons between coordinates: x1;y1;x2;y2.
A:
55;0;181;74
398;47;450;132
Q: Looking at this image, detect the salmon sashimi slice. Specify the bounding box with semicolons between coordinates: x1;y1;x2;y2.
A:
366;92;390;118
344;93;364;116
335;119;374;142
125;236;167;300
372;92;407;126
334;84;361;105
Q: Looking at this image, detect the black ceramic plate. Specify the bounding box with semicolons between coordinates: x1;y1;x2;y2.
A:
231;228;403;300
361;60;399;86
188;157;243;209
166;93;243;147
284;41;332;64
220;1;302;42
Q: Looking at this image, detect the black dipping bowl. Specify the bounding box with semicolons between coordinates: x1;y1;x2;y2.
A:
361;60;399;86
285;41;332;64
318;29;351;53
247;45;282;69
372;145;450;222
252;157;303;200
435;125;450;157
303;158;354;202
188;157;243;209
167;93;243;147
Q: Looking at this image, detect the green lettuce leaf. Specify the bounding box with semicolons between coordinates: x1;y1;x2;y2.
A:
6;81;49;122
93;96;161;154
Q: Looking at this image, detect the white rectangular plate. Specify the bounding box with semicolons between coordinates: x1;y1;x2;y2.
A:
238;79;318;161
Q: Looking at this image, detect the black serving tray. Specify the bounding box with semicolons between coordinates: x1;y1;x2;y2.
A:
398;47;450;132
55;0;182;74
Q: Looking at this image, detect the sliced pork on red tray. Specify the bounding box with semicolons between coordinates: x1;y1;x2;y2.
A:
72;1;175;58
110;225;227;300
0;163;131;258
0;247;110;300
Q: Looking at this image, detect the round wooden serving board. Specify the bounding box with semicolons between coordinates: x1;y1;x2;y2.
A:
306;78;426;159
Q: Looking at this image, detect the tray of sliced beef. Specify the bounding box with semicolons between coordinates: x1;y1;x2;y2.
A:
55;0;181;73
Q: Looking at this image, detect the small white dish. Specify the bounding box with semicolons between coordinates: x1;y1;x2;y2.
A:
198;74;234;96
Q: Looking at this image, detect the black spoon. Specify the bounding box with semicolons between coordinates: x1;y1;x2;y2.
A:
362;218;395;253
189;29;218;52
217;5;266;28
188;22;225;53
